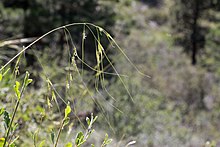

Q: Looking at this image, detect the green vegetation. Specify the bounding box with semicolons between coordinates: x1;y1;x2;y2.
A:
1;0;220;146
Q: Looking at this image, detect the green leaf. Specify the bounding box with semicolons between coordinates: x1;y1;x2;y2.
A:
3;111;10;128
93;116;98;123
14;81;21;99
26;79;33;86
50;130;55;144
63;117;70;127
86;117;90;126
0;138;5;147
51;91;56;101
102;134;109;146
0;74;2;82
0;108;4;116
39;140;45;147
23;71;32;87
75;132;84;146
65;105;71;118
65;142;73;147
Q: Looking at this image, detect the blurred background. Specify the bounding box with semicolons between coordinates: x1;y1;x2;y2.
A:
1;0;220;146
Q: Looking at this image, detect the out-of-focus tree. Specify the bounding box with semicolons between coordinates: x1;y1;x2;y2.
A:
172;0;220;65
0;0;115;65
200;3;220;75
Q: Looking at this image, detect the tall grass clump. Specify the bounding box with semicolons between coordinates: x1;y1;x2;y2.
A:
0;23;147;146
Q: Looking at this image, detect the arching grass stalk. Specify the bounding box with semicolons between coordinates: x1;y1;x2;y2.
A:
3;71;32;147
0;22;149;109
0;22;149;78
0;23;92;72
0;23;148;146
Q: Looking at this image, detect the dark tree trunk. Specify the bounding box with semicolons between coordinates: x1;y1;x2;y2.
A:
191;0;199;65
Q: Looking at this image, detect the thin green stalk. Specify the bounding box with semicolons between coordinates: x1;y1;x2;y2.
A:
54;119;64;147
3;84;25;147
